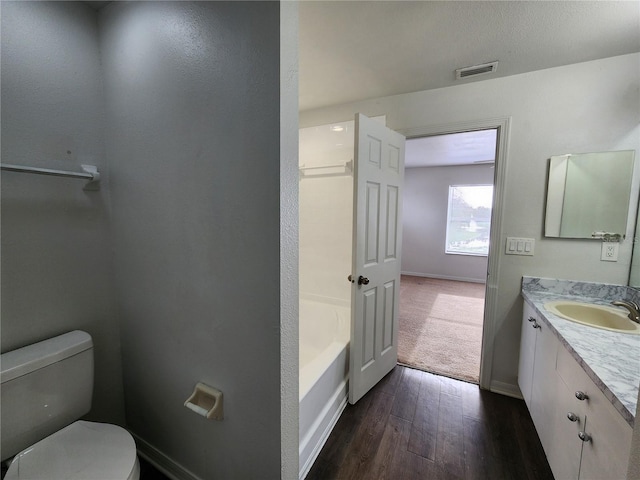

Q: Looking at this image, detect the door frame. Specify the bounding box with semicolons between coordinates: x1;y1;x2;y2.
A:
398;116;511;391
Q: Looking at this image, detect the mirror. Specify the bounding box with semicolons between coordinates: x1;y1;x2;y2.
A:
545;150;635;239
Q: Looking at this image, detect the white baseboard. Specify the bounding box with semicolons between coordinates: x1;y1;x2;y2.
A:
132;433;203;480
401;271;486;284
489;380;523;399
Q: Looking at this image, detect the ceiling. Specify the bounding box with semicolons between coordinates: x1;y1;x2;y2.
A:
299;1;640;112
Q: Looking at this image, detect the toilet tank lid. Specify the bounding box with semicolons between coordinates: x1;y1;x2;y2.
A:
1;331;92;384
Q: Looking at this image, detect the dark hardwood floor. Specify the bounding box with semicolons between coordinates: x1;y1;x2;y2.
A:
307;365;554;480
140;456;172;480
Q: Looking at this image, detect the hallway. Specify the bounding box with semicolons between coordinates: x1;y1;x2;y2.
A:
306;366;553;480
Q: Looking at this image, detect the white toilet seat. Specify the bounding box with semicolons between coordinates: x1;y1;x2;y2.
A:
5;420;139;480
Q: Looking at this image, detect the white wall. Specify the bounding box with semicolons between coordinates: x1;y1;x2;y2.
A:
299;122;355;305
99;2;284;478
280;1;300;478
299;176;353;304
300;53;640;391
402;165;493;282
0;1;125;425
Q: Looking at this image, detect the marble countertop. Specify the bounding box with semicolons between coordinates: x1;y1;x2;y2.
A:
521;277;640;428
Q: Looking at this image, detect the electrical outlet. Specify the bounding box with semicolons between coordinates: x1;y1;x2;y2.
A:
601;242;619;262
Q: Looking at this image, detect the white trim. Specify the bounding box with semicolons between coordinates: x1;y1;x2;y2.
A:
401;271;486;284
299;381;348;479
444;252;489;258
398;116;511;391
133;433;203;480
489;380;523;399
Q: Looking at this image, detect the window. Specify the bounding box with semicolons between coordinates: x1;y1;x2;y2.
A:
446;185;493;256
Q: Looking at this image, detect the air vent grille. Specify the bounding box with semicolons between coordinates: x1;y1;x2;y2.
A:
456;61;499;80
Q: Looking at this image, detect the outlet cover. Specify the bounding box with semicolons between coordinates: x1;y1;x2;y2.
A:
601;242;619;262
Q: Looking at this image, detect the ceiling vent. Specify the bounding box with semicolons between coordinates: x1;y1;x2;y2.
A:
455;61;499;80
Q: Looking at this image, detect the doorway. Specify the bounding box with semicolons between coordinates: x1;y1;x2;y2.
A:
398;128;498;384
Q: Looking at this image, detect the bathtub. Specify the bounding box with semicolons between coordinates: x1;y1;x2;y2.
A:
299;298;350;479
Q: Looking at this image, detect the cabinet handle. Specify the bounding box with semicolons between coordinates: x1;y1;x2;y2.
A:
531;320;541;329
578;431;591;442
566;412;579;422
528;316;536;322
575;391;589;401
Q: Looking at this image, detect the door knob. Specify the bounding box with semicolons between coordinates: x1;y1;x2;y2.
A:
578;431;591;442
575;391;589;401
566;412;579;422
348;275;370;285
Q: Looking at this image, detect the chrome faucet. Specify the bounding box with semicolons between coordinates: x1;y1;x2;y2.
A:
611;300;640;324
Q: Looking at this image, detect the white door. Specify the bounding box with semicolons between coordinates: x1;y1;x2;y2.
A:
349;113;405;404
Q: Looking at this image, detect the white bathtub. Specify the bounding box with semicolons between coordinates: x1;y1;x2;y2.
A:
299;299;350;479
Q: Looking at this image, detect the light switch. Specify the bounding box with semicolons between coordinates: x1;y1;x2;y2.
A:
505;237;535;256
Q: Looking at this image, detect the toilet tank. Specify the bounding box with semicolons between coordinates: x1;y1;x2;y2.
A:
0;331;94;461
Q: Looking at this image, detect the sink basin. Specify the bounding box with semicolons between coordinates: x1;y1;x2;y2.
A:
544;301;640;334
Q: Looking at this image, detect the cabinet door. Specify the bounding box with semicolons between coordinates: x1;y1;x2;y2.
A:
547;375;583;480
578;382;632;479
557;343;633;480
529;315;559;453
518;302;538;407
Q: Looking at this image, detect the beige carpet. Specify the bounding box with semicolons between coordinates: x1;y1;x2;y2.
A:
398;275;485;383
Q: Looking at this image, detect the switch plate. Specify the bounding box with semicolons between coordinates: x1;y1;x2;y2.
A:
505;237;535;256
601;242;619;262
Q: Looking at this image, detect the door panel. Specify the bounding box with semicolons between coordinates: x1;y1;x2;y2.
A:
382;280;395;352
362;287;377;367
385;186;399;259
365;182;380;265
349;113;405;404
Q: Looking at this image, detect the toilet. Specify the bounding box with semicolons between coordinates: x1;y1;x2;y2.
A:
1;331;140;480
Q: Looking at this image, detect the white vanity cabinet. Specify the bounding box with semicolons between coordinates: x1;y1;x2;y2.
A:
518;301;538;405
518;302;560;448
519;300;633;480
556;344;633;480
548;376;583;480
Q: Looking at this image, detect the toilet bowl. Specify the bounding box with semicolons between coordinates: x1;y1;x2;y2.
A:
5;421;140;480
1;331;140;480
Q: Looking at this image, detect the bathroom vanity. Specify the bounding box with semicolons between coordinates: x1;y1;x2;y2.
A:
519;277;639;480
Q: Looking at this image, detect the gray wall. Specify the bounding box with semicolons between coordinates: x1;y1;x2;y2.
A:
99;2;283;478
0;1;125;425
300;53;640;392
402;165;493;282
